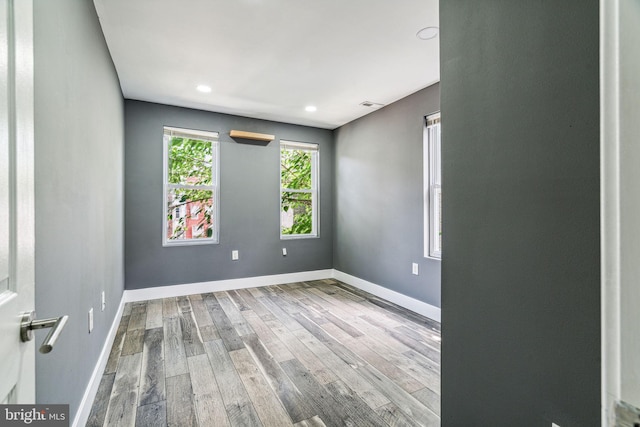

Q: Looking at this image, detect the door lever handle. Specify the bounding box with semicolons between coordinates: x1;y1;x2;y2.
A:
20;311;69;354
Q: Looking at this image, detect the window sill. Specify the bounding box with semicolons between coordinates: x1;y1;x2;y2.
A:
280;234;319;240
163;239;219;247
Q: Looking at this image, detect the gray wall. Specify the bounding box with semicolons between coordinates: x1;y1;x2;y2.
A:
333;85;441;308
440;1;600;425
34;0;124;419
125;101;333;289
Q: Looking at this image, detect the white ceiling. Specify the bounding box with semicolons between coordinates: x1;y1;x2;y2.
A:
94;0;440;130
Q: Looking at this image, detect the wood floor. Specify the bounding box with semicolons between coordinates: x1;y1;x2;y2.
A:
87;279;441;427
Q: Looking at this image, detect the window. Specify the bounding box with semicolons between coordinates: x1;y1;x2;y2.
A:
424;113;441;258
163;127;219;246
280;140;319;238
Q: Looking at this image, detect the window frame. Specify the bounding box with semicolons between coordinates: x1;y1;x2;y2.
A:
162;126;220;247
279;140;319;240
424;112;442;259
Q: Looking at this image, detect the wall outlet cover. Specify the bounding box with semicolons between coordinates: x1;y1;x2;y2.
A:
101;291;106;311
88;308;94;333
412;263;419;275
282;248;287;256
232;250;239;260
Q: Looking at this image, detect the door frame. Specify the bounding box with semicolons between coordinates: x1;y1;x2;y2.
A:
0;0;35;404
601;0;640;423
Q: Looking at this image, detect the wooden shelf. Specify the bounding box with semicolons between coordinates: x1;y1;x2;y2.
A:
230;130;275;142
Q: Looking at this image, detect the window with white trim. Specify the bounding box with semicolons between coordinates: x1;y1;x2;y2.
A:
424;113;441;258
280;140;319;238
163;126;220;246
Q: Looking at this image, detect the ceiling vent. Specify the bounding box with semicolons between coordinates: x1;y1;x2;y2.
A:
359;101;385;108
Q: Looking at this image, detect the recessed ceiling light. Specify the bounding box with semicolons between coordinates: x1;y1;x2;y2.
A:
196;84;212;93
416;26;439;40
305;106;317;112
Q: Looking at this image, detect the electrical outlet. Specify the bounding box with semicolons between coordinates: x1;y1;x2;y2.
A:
88;308;94;333
412;263;419;275
282;248;287;256
101;291;106;312
232;250;239;260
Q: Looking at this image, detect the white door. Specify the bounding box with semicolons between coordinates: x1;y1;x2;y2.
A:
602;0;640;424
0;0;35;404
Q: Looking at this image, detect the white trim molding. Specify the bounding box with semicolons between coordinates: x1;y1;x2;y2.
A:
123;269;441;324
73;295;127;427
600;0;621;424
332;270;441;323
124;269;334;303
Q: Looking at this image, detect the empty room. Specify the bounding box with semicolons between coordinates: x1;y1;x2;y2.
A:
2;0;620;426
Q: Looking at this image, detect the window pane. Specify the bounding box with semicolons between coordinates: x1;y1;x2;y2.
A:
281;192;313;235
433;186;442;253
432;124;441;185
166;188;214;241
281;148;312;190
425;112;442;258
0;122;7;292
167;137;213;186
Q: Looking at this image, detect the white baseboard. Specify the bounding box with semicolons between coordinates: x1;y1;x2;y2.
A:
332;270;441;323
123;269;334;303
73;294;126;427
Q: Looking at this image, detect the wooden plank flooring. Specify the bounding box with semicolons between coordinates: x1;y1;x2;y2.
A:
87;279;441;426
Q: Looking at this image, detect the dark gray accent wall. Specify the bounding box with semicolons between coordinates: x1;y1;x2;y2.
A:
34;0;124;420
333;85;441;308
125;101;333;289
440;2;600;426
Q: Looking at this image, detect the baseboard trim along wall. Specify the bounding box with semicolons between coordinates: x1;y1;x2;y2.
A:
75;268;440;423
332;270;441;323
123;269;335;303
123;269;441;323
73;296;127;427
